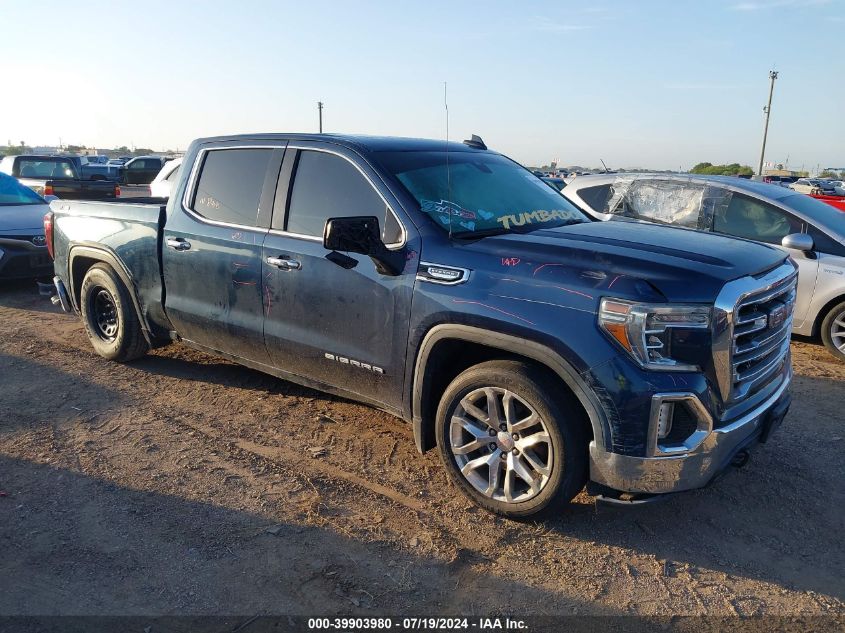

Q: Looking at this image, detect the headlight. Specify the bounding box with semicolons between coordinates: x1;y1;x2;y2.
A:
598;298;711;371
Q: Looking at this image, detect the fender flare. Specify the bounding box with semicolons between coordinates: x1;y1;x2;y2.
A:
410;324;610;454
67;244;153;343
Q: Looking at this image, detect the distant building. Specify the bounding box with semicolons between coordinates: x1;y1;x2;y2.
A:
763;168;801;177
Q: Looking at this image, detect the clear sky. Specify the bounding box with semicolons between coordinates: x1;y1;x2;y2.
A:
2;0;842;170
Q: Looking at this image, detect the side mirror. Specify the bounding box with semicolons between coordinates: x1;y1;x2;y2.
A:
781;233;814;252
322;216;403;276
323;216;383;255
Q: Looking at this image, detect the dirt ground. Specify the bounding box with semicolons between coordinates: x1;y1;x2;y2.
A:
1;279;843;621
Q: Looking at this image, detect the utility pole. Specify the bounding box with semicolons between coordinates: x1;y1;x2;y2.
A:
317;101;324;133
757;70;778;176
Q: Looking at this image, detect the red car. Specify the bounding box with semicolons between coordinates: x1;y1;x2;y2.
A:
810;194;845;212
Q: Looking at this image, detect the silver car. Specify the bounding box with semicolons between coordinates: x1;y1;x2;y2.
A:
563;173;845;361
0;173;53;280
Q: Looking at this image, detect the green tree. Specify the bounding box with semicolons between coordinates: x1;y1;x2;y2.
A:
690;162;754;176
819;170;839;179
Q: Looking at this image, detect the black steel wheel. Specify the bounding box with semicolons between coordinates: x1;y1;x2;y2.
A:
90;288;119;341
80;263;148;362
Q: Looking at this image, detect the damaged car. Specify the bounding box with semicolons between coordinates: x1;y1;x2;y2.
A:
563;173;845;361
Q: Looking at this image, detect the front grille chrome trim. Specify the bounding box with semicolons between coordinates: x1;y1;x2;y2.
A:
712;261;797;403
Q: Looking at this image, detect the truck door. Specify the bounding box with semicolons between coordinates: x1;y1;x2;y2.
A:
261;144;415;410
162;144;285;362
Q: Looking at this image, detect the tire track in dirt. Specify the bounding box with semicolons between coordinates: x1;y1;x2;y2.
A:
3;284;845;616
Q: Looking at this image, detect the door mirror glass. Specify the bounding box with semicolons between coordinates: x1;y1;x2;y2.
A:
781;232;814;252
323;216;383;255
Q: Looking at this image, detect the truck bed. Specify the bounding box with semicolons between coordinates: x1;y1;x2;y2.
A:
49;198;171;338
17;177;120;200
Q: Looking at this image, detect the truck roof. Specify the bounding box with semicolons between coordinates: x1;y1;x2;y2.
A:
193;133;488;154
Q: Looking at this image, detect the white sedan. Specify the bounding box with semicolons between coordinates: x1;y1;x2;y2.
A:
150;158;183;198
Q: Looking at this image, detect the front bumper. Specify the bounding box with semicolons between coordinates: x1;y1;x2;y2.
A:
588;368;792;495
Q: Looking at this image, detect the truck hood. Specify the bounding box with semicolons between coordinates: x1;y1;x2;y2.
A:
0;203;50;234
461;220;787;302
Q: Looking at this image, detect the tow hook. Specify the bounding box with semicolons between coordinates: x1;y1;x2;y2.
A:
730;449;750;468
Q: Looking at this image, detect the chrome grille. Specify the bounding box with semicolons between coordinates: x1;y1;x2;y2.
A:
729;268;797;401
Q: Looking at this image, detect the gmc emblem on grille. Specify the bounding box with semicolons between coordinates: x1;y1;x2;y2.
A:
768;304;788;330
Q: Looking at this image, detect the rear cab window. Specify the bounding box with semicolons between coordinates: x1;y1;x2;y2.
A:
16;158;76;180
189;148;273;226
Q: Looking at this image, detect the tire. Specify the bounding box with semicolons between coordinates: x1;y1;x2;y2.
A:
79;263;148;362
435;360;588;519
820;301;845;363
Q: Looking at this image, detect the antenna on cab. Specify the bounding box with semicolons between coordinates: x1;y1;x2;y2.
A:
444;81;453;238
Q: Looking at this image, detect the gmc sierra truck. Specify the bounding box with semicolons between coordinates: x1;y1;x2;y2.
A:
45;133;795;517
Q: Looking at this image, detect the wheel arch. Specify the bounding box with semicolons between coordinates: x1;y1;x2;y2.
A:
811;292;845;338
410;324;610;455
68;245;152;344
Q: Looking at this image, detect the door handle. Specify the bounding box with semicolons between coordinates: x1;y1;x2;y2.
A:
166;237;191;251
266;256;302;270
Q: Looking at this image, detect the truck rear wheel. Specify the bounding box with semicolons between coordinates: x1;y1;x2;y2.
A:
80;263;148;362
820;300;845;362
435;360;588;518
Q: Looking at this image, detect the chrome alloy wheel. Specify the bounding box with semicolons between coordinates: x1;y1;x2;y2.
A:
831;312;845;353
449;387;553;503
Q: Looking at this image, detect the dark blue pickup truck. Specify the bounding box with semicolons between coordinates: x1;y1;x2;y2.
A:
45;133;796;517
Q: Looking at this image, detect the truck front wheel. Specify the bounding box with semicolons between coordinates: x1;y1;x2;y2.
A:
80;263;149;362
435;360;588;518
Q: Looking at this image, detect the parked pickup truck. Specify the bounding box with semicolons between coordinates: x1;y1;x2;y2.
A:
45;133;795;517
68;156;123;182
0;155;120;200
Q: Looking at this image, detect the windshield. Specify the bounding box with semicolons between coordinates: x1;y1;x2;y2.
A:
0;173;45;206
781;194;845;235
376;150;587;236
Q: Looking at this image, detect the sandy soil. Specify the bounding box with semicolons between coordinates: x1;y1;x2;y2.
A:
0;280;843;621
